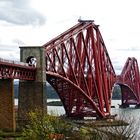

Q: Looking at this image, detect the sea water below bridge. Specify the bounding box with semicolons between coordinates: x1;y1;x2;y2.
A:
15;99;140;120
15;99;140;137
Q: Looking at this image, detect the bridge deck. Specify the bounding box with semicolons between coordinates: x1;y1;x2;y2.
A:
0;58;36;80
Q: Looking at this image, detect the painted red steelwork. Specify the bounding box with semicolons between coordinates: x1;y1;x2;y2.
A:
117;57;140;107
1;21;140;118
0;59;36;80
44;22;116;118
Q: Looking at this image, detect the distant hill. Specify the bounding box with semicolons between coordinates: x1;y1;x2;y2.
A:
14;82;121;99
112;85;121;99
14;82;59;99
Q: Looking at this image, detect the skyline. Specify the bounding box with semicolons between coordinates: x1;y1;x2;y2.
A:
0;0;140;74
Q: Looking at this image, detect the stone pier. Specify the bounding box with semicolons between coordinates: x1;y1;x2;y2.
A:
0;79;15;131
18;46;47;126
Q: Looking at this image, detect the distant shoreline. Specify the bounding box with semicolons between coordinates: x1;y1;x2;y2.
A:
47;101;62;106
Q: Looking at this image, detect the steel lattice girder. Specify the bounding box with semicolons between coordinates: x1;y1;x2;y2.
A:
44;22;116;118
118;57;140;105
0;61;36;80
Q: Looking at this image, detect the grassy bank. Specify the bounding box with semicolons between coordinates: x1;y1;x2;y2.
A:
0;110;137;140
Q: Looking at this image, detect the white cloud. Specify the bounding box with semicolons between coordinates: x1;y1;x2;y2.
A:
0;0;140;74
0;0;46;26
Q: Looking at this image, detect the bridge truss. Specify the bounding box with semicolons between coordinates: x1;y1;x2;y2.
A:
0;21;140;118
44;22;116;118
117;57;140;107
44;21;140;118
0;58;36;80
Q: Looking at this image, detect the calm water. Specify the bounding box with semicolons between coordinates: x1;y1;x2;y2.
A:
15;99;140;119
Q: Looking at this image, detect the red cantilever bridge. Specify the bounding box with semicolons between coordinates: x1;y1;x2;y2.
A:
1;21;140;120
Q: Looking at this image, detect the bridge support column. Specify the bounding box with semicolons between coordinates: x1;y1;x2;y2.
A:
18;46;47;126
0;79;15;131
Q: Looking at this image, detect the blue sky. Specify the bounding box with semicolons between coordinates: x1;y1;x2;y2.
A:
0;0;140;74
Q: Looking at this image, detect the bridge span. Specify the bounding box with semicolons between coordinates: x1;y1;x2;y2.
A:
0;58;36;80
0;21;140;131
